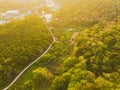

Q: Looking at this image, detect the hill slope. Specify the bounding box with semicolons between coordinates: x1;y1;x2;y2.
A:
0;15;52;89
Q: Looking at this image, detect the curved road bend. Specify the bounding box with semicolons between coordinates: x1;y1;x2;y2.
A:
3;26;55;90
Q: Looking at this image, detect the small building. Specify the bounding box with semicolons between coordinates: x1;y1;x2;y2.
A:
41;13;52;22
0;20;9;25
3;10;20;20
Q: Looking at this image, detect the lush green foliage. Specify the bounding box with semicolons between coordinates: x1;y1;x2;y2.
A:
2;0;120;90
0;15;52;89
74;23;120;75
52;23;120;90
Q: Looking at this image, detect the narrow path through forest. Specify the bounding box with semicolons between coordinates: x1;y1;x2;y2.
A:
3;24;55;90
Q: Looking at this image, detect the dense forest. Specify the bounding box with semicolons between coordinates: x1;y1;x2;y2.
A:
51;23;120;90
1;0;120;90
0;15;52;89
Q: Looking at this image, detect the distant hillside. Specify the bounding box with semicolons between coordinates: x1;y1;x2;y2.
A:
0;0;45;11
